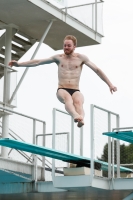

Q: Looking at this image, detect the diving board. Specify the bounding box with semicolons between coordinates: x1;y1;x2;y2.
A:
0;138;132;173
103;131;133;144
0;138;101;169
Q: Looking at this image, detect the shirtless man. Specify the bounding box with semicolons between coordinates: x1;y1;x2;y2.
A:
9;35;117;128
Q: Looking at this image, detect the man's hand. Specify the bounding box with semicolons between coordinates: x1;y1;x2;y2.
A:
8;60;19;67
109;85;117;94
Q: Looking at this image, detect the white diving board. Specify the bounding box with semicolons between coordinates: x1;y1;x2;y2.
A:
103;131;133;144
0;138;132;173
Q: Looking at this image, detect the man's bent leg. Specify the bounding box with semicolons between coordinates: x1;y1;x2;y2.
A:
56;89;83;122
72;92;85;127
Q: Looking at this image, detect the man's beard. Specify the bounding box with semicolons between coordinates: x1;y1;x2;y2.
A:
64;49;73;55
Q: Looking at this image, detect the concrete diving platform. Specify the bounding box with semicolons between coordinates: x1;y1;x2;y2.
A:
0;138;133;199
0;178;133;200
0;0;103;51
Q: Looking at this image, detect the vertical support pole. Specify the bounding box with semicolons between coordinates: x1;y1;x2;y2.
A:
1;26;12;158
80;126;83;156
92;4;95;30
32;119;36;181
116;115;120;178
35;136;38;186
90;104;94;185
95;0;97;39
71;117;74;154
112;138;114;178
42;122;46;181
64;0;68;14
67;132;70;167
33;119;36;144
108;112;111;178
52;108;56;180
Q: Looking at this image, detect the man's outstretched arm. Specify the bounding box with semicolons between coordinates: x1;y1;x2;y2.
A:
81;54;117;94
9;55;58;67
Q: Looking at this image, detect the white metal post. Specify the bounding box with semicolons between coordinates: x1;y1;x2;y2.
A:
33;119;36;144
67;132;70;167
80;126;83;156
32;119;36;181
112;138;114;178
64;0;68;14
52;108;56;180
90;104;94;185
108;113;111;178
1;26;12;158
35;136;38;191
71;116;74;154
116;115;120;178
42;122;46;181
92;4;95;30
95;0;97;39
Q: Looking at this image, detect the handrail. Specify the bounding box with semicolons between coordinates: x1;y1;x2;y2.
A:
61;1;103;10
0;63;17;72
112;127;133;131
0;106;46;182
0;122;52;168
35;132;69;181
42;0;104;35
90;104;120;181
0;107;71;182
93;104;120;116
0;106;46;123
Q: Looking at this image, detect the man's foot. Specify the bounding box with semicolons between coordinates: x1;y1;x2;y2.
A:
74;115;84;128
74;115;83;123
74;118;79;123
77;121;84;128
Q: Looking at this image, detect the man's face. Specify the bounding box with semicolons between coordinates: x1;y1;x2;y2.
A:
63;40;75;55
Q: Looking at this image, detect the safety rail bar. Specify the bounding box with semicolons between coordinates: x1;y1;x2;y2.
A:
90;104;120;182
43;0;104;34
52;108;83;181
112;127;133;178
0;126;52;168
61;1;104;10
35;132;70;182
0;106;46;182
0;63;17;72
0;108;69;182
0;106;46;123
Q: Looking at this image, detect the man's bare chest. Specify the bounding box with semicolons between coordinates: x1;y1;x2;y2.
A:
59;58;82;70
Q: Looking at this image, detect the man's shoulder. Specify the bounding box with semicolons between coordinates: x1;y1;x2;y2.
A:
53;53;64;59
75;53;86;59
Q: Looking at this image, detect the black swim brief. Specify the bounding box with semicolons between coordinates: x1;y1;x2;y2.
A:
57;88;80;96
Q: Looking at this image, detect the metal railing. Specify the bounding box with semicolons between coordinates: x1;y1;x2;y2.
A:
62;0;104;34
0;106;46;182
0;123;52;169
52;108;83;180
42;0;104;35
90;104;120;182
0;63;17;106
111;126;133;178
35;131;70;182
0;63;17;73
0;106;81;182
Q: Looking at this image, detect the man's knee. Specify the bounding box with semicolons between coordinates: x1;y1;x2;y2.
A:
58;95;73;105
73;99;83;107
57;90;72;102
